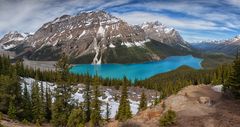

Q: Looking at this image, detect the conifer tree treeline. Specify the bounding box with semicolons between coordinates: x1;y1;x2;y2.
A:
136;65;232;100
138;91;147;111
224;51;240;98
116;77;132;121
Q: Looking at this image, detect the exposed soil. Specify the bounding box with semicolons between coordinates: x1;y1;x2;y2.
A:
107;85;240;127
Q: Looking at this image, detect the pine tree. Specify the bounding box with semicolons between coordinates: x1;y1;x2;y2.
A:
45;84;52;121
106;102;111;122
51;54;73;127
40;81;46;120
224;50;240;98
83;78;91;122
154;92;159;105
22;83;32;121
8;98;16;119
31;80;45;124
0;75;20;114
115;78;132;121
138;91;147;111
90;76;102;127
67;108;85;127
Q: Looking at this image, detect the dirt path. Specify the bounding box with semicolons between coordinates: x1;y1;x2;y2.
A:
0;115;51;127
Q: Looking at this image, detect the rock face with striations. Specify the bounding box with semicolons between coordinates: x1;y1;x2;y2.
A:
141;21;192;51
1;11;192;64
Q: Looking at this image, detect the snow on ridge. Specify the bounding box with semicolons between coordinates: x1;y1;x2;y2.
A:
78;30;86;39
67;34;73;40
142;21;174;34
53;40;59;46
2;44;16;50
121;39;151;47
109;43;116;48
97;25;105;37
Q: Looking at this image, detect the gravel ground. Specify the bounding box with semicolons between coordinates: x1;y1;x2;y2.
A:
23;58;57;71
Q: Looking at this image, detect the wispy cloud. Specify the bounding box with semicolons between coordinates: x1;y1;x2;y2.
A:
113;11;224;31
110;0;240;42
0;0;239;42
0;0;105;35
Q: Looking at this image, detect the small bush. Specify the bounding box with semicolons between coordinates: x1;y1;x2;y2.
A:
159;110;176;127
22;119;30;125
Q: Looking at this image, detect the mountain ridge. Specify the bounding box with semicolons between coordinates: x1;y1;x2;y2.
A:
0;10;192;64
191;35;240;55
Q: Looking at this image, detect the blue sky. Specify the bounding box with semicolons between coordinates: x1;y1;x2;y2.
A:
0;0;240;42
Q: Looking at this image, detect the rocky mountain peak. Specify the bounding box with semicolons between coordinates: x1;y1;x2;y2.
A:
141;21;190;50
1;10;192;64
0;31;25;44
0;31;29;50
141;21;174;34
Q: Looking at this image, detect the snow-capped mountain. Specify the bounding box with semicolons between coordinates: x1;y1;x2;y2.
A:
191;35;240;55
1;11;192;64
0;31;30;50
141;21;191;51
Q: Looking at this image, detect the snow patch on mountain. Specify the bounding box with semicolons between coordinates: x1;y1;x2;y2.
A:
97;25;105;37
78;30;86;38
109;43;116;48
121;39;150;47
2;44;16;50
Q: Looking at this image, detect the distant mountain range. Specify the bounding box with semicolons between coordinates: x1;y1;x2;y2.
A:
0;11;192;64
191;35;240;56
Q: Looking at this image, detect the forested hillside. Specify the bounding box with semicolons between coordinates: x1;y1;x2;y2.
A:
0;54;237;127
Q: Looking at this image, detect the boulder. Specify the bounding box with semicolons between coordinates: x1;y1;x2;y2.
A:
199;96;211;105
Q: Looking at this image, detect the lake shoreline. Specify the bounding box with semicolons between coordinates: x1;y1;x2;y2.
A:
70;55;203;81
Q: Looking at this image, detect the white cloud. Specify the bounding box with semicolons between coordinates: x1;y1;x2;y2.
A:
112;11;238;42
116;0;240;29
0;0;239;42
226;0;240;7
112;11;226;31
0;0;105;35
96;0;130;10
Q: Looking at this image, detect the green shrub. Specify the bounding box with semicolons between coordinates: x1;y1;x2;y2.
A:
22;119;30;125
159;110;176;127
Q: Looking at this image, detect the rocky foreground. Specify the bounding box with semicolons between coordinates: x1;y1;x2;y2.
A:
107;85;240;127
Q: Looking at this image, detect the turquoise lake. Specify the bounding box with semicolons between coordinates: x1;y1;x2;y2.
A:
69;55;203;81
